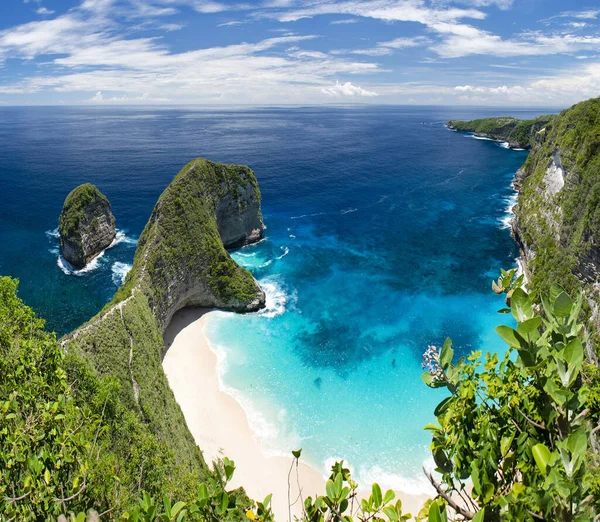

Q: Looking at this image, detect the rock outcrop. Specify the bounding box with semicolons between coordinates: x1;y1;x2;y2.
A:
61;158;266;479
131;158;266;329
59;183;116;268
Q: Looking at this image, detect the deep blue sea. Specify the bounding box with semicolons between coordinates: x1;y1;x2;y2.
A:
0;105;551;492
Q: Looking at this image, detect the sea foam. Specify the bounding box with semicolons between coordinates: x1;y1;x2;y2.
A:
257;276;294;318
50;229;136;276
499;192;518;230
58;251;105;276
112;261;132;285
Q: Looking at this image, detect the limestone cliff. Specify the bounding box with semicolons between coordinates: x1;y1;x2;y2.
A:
58;183;116;268
61;158;265;483
451;98;600;362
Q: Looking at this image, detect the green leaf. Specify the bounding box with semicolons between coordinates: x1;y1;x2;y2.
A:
383;506;398;521
472;508;485;522
554;292;573;318
482;483;494;503
500;433;514;457
511;288;533;322
292;449;302;459
383;489;395;505
433;397;453;417
334;472;343;497
567;429;588;459
197;483;208;502
511;483;525;498
549;284;565;305
439;338;454;369
495;325;526;348
372;483;382;508
517;316;542;335
326;479;335;500
470;462;481;495
564;338;584;368
219;492;229;515
532;443;552;474
428;501;442;522
421;372;434;386
171;502;186;519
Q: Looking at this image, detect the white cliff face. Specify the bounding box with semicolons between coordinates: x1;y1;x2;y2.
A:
543;151;564;195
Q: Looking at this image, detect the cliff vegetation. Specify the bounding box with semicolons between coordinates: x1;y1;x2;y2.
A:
447;116;554;150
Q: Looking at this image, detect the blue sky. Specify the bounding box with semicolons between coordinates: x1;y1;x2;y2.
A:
1;0;600;105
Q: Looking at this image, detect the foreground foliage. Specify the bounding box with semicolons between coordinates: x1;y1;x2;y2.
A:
2;267;600;521
0;277;214;519
423;268;599;521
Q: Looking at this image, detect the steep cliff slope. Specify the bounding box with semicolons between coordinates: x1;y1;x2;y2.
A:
61;158;266;501
451;98;600;361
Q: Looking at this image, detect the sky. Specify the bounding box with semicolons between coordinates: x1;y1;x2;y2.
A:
1;0;600;106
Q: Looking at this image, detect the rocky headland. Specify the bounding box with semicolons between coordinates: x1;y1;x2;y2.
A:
58;183;116;268
60;158;266;493
447;115;553;150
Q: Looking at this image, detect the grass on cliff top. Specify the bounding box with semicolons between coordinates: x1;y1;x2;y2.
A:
58;183;112;238
449;115;554;148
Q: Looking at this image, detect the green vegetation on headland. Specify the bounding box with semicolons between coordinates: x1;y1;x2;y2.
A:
59;183;117;268
59;184;112;239
5;96;600;521
447;115;554;149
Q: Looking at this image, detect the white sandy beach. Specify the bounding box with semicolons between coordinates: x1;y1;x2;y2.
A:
163;308;430;521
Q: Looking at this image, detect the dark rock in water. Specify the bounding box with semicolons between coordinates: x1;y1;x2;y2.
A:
58;183;116;268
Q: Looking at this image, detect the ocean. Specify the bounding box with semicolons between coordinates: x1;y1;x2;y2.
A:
0;105;548;492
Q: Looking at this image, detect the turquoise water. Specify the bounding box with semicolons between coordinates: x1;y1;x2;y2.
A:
0;105;544;493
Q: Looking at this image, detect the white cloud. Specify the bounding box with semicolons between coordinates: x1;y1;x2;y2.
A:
554;9;600;20
379;36;429;48
321;80;378;96
36;7;55;15
217;20;245;27
333;36;429;57
89;90;170;103
330;18;358;24
256;0;486;25
0;5;382;104
450;0;513;10
450;61;600;105
431;22;600;58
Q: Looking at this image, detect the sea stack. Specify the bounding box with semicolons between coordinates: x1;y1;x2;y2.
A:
58;183;116;268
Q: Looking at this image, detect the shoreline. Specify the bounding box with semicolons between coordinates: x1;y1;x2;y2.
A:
162;307;430;521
